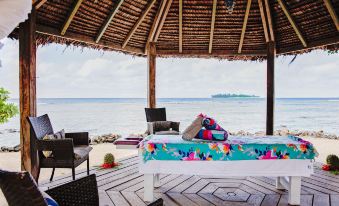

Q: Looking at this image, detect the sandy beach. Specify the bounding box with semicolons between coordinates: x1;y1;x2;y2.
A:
1;137;339;205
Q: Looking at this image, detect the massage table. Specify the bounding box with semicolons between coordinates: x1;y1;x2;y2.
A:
139;135;317;205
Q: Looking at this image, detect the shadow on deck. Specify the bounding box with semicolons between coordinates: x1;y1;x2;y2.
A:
40;156;339;206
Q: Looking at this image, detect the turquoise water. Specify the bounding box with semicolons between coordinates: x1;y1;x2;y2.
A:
0;98;338;146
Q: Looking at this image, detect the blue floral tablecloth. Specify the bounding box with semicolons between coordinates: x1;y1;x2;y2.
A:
140;135;318;162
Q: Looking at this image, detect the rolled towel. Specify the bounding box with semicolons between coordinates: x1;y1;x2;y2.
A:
195;129;228;141
182;115;203;141
202;116;225;131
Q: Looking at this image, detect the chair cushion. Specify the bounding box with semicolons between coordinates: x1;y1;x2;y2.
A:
74;146;92;160
153;121;172;132
155;131;180;135
114;139;140;145
42;129;66;158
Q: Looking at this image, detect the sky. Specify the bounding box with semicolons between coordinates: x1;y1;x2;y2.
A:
0;38;338;98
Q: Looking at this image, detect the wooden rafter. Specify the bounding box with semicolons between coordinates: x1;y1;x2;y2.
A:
154;0;173;42
145;0;168;53
208;0;217;54
179;0;183;53
95;0;124;43
277;0;307;47
258;0;269;42
122;0;157;48
264;0;274;41
34;0;48;9
61;0;83;36
323;0;339;31
238;0;252;53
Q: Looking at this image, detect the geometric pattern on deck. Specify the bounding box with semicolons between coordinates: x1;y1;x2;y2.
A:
41;156;339;206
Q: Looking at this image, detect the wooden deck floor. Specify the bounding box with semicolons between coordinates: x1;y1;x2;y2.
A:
41;156;339;206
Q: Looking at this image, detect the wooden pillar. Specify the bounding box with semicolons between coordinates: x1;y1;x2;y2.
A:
19;8;38;179
147;42;156;108
266;41;275;135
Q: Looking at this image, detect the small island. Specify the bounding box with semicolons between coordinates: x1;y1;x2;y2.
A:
211;93;259;98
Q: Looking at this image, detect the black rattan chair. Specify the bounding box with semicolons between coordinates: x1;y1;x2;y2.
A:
27;114;92;181
145;108;167;122
0;169;99;206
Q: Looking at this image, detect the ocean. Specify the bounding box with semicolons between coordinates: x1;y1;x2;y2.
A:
0;98;338;146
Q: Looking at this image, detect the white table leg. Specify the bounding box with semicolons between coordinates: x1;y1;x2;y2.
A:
154;173;161;187
144;174;154;202
288;176;301;205
276;177;284;190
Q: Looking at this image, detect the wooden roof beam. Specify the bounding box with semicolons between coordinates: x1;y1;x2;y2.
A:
145;0;168;53
122;0;157;48
323;0;339;31
238;0;252;53
34;0;48;9
179;0;183;53
277;0;307;47
258;0;269;42
61;0;83;36
208;0;217;54
264;0;274;41
95;0;124;43
154;0;173;42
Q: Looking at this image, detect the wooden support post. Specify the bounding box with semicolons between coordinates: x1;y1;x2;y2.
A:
266;41;275;135
19;9;38;179
147;43;156;109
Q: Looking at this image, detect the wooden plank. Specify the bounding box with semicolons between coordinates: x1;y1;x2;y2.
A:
238;0;252;53
154;175;192;193
145;0;168;53
61;0;83;35
330;194;339;206
323;0;339;31
261;194;280;206
121;191;147;206
258;0;269;42
263;0;275;41
154;0;173;42
107;191;130;206
98;190;114;206
183;179;210;194
34;0;48;9
99;173;142;191
122;0;157;48
208;0;217;54
95;0;124;43
36;24;144;55
313;194;330;206
247;194;265;206
277;0;307;47
184;193;215;206
147;42;156;109
169;175;201;193
179;0;183;53
19;8;38;180
266;41;275;135
167;193;199;206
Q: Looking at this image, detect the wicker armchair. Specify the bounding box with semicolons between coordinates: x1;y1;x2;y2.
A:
0;169;99;206
145;108;180;135
27;114;92;181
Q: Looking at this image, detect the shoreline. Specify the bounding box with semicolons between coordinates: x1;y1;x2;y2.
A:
1;129;338;152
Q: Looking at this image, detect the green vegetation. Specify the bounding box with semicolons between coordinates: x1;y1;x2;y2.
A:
0;88;18;124
211;93;259;98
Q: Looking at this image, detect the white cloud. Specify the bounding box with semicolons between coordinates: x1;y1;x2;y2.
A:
0;38;338;98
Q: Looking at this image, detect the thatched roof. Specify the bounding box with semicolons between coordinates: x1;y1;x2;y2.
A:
14;0;339;59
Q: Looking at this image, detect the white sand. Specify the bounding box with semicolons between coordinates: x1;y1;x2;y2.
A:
1;137;339;205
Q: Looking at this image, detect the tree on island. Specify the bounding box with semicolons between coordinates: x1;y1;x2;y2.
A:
0;87;18;124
